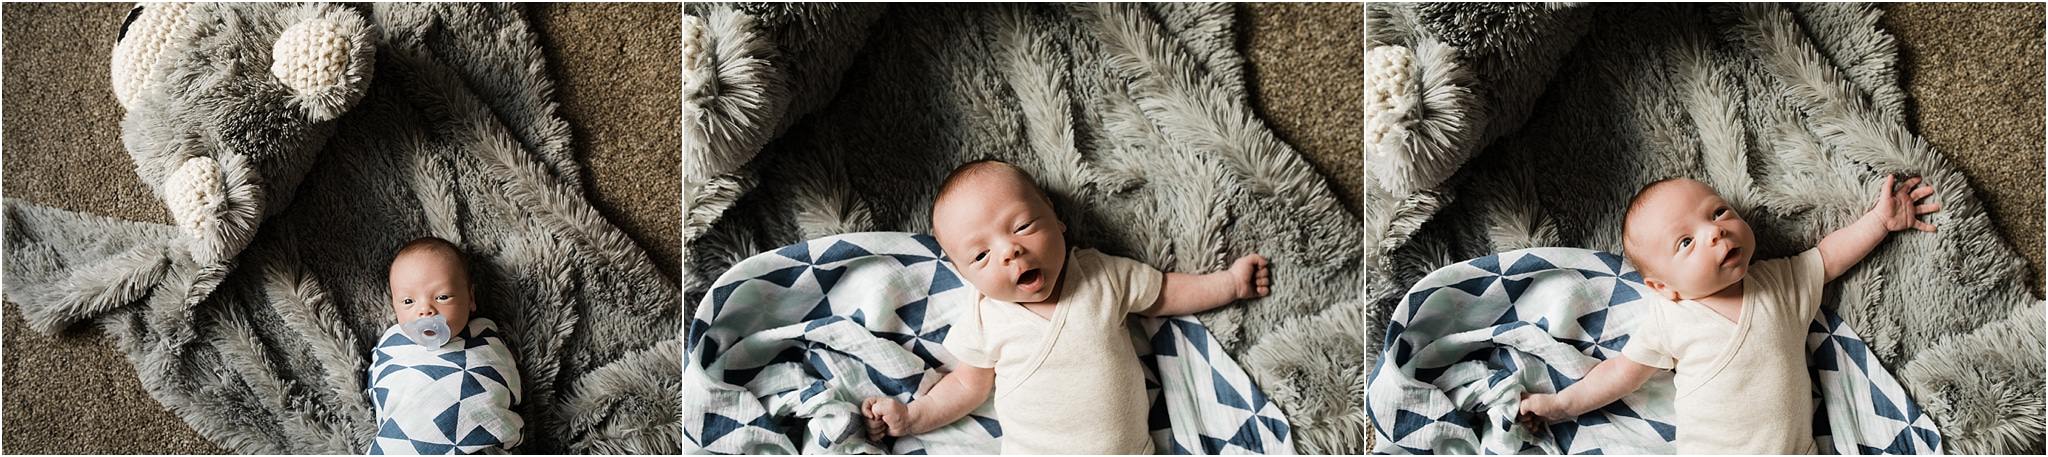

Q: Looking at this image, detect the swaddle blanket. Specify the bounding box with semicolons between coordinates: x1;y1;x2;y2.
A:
369;317;524;454
1367;248;1942;454
684;232;1294;454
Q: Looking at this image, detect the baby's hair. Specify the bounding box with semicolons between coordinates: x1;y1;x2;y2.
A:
930;159;1050;237
1620;177;1690;272
393;236;470;279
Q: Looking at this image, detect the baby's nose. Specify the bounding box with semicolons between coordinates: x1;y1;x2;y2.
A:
416;308;438;317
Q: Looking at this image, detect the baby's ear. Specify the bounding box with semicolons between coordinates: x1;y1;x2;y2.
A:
1643;278;1679;301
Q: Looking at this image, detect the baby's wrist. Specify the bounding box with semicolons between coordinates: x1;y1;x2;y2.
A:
902;401;930;433
1858;208;1895;231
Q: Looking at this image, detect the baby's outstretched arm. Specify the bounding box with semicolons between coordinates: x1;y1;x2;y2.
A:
1518;357;1658;427
1817;174;1941;282
863;365;994;443
1140;254;1271;317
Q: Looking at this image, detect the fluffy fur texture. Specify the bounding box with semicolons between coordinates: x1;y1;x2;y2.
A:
683;3;1364;453
1364;3;2044;453
4;3;678;453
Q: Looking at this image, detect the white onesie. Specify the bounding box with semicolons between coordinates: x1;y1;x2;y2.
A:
1623;248;1824;454
944;248;1164;454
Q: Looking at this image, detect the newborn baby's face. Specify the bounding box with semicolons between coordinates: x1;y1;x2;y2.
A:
388;250;475;337
1625;178;1755;300
932;169;1068;304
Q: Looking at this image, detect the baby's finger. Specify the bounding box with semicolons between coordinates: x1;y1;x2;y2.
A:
1901;175;1922;191
1881;174;1897;195
1910;184;1936;201
1257;285;1270;296
1916;202;1942;215
1915;220;1938;233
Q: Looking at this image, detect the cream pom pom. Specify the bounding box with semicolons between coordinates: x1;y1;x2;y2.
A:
271;13;375;121
110;3;192;110
1365;45;1418;159
162;155;224;239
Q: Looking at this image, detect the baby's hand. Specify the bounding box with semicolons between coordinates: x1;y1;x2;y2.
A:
1229;254;1271;299
861;397;913;443
1870;174;1941;233
1517;393;1573;430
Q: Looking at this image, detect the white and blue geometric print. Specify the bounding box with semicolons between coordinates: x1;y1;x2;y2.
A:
1810;310;1944;454
368;317;524;454
1367;248;1941;454
684;232;1293;454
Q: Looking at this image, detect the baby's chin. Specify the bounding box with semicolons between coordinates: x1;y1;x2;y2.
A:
989;289;1051;304
981;282;1056;304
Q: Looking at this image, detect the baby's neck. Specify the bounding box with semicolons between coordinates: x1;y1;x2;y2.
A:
1689;278;1746;321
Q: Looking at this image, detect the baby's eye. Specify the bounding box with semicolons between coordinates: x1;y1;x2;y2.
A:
1713;207;1728;218
437;294;451;301
401;298;414;305
1678;237;1693;249
1015;222;1032;233
973;251;988;262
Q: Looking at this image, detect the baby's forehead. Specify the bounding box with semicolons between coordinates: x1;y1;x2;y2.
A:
390;249;466;277
936;170;1040;213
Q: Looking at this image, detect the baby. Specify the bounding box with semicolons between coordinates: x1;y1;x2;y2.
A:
368;237;525;454
1518;176;1939;453
861;160;1272;453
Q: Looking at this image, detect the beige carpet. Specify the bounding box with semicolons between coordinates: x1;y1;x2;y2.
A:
0;3;679;453
1245;2;1364;216
1881;3;2047;296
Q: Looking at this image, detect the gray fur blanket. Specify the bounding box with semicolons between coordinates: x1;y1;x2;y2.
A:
684;3;1365;453
1366;3;2044;453
4;3;678;453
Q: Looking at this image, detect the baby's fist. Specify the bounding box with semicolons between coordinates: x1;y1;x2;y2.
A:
1518;393;1572;427
1229;254;1271;299
861;397;913;443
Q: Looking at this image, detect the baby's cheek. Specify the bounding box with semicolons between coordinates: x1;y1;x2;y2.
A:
964;273;996;291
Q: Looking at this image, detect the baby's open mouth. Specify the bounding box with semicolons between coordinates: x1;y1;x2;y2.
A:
1723;247;1743;267
1017;268;1043;292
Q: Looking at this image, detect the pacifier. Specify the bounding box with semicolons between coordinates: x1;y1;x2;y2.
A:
401;315;453;348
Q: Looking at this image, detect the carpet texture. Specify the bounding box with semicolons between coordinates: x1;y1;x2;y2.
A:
1366;3;2044;454
1243;2;1365;216
3;3;681;454
684;3;1365;453
1880;3;2046;296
